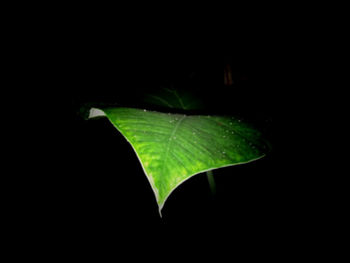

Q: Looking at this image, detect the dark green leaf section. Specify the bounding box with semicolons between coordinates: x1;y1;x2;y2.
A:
143;88;204;110
92;107;269;214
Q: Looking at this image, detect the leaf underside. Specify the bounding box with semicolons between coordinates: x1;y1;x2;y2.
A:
90;107;268;215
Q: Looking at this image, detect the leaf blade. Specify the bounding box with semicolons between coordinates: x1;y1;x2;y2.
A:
90;107;269;214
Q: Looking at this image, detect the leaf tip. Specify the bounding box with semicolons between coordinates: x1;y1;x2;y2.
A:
158;206;163;218
157;200;167;218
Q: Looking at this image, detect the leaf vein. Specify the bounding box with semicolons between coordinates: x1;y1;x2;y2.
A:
160;115;187;181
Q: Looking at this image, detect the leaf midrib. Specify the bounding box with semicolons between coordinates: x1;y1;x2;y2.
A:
160;115;187;193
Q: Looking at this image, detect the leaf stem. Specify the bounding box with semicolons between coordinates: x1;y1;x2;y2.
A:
206;170;216;195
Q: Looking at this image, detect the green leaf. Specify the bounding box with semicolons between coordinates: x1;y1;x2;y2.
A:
143;87;205;110
89;107;269;216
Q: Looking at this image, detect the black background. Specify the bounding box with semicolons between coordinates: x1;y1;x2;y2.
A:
27;32;318;254
65;49;294;240
5;6;337;259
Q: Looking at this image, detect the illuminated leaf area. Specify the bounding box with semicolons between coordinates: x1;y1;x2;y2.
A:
91;107;269;215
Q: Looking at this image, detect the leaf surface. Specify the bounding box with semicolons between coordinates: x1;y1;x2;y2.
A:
89;107;269;215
